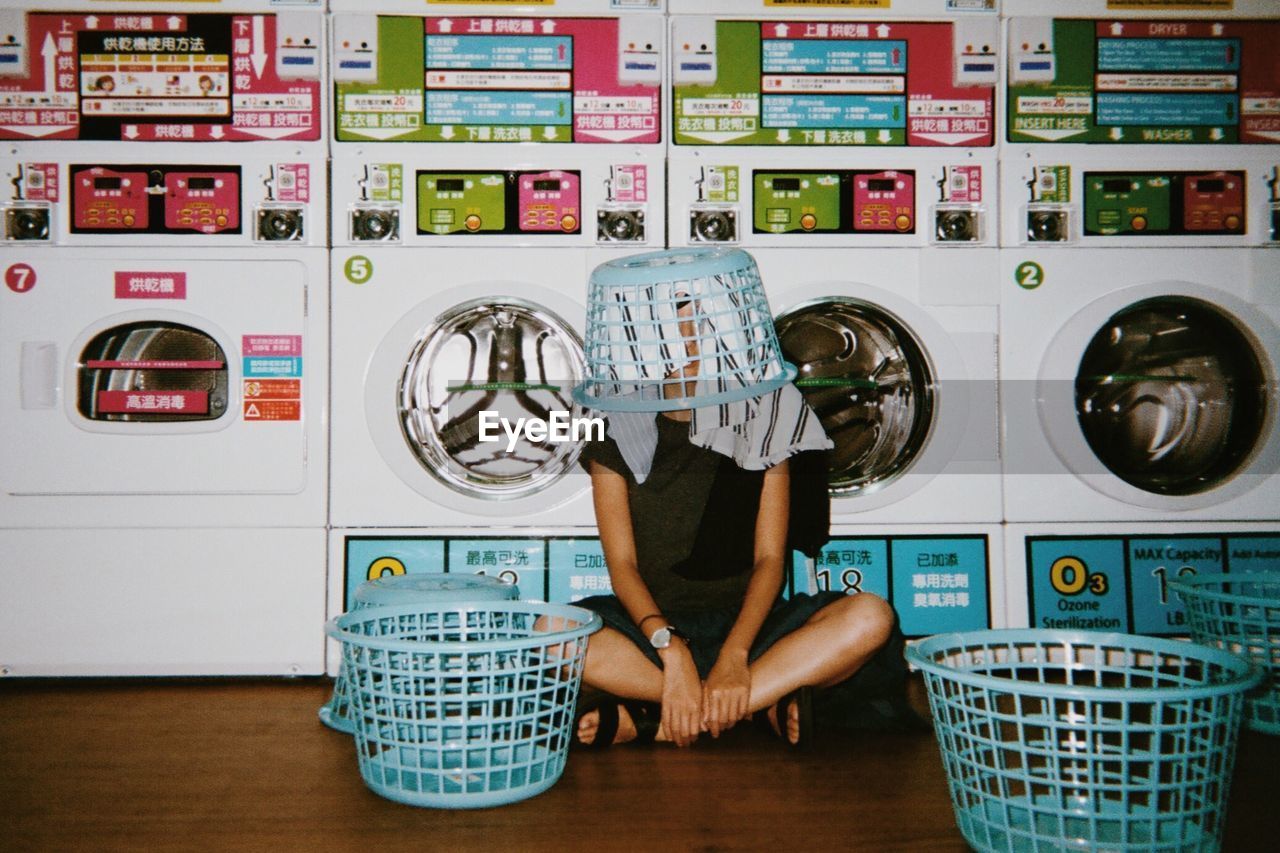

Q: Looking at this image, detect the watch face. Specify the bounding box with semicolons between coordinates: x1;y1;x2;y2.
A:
650;626;672;649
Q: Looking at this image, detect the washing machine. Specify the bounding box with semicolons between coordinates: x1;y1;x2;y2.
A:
666;0;1005;635
1000;248;1280;630
0;1;329;676
326;0;667;638
1000;0;1280;633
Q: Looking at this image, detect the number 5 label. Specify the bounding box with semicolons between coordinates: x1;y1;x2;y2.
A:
344;255;373;285
1015;261;1044;290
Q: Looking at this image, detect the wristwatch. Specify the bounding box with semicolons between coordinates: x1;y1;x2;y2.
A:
648;624;688;650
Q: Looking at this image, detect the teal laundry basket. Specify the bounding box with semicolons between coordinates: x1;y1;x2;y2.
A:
907;629;1260;853
327;600;600;809
573;247;796;412
319;573;519;734
1171;572;1280;735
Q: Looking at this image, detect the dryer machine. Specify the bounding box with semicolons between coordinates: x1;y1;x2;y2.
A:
0;248;329;676
0;1;328;676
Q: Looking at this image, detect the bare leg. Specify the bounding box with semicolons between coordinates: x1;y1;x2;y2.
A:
747;593;896;742
577;627;672;746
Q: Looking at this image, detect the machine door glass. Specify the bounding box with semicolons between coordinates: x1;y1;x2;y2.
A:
1076;297;1268;496
776;298;935;496
399;298;586;499
77;321;229;422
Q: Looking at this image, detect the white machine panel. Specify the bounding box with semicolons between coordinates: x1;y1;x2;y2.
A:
0;527;325;676
0;248;328;528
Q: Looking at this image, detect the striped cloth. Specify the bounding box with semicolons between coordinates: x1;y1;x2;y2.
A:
602;383;832;484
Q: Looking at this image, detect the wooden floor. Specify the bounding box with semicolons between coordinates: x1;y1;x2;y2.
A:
1;677;1276;852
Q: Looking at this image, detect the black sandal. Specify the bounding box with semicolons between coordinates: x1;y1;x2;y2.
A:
572;691;661;750
756;685;815;750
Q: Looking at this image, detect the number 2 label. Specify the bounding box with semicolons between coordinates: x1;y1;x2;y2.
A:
1015;261;1044;290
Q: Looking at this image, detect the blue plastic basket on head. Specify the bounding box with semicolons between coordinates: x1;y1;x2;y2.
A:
319;573;519;734
907;629;1260;853
1172;572;1280;735
327;600;600;809
572;247;796;412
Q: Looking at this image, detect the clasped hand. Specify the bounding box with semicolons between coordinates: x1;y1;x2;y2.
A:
659;645;751;746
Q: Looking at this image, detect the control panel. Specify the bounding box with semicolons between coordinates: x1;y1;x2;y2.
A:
72;165;240;235
750;170;915;236
416;170;581;237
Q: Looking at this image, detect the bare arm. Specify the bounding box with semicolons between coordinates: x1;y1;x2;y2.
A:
703;459;789;735
589;460;703;746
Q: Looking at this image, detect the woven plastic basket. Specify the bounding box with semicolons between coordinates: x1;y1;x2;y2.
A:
319;573;519;734
1171;572;1280;735
573;247;796;412
907;629;1261;853
327;600;600;809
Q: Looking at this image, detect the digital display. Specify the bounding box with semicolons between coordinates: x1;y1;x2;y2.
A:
188;178;217;191
532;179;562;192
435;179;466;192
1102;179;1134;193
93;177;122;190
866;179;897;192
770;178;801;191
1194;179;1226;193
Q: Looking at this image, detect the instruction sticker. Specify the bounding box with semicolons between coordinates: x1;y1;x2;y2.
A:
1027;532;1280;636
336;16;660;143
673;20;993;146
798;534;990;636
343;537;447;610
448;538;547;599
0;14;321;142
1009;20;1280;144
548;538;612;604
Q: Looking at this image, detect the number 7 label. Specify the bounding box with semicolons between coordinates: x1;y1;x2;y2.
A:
5;263;37;293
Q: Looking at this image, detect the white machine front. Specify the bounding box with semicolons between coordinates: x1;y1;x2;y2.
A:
1000;248;1280;523
330;248;598;529
0;248;328;676
0;248;327;528
756;249;1001;524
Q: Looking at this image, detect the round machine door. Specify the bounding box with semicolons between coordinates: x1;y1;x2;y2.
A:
776;297;936;496
1072;296;1269;496
77;320;230;423
393;297;587;503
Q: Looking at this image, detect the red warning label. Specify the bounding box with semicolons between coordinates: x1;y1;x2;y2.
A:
243;379;300;399
242;376;300;421
243;399;301;421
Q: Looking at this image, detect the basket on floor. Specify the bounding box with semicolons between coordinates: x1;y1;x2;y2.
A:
1171;572;1280;735
319;573;519;734
327;600;600;809
907;630;1261;853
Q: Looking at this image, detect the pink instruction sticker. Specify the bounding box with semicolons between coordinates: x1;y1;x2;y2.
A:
242;334;302;357
610;165;647;203
114;272;187;299
274;164;310;203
